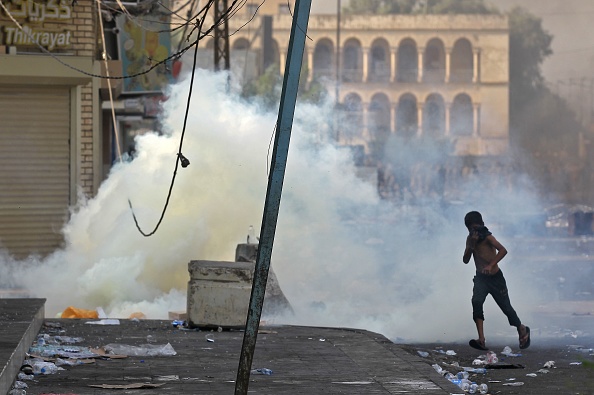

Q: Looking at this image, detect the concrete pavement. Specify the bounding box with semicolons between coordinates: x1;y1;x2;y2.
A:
0;299;464;394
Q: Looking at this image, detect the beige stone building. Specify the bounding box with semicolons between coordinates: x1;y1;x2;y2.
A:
205;2;510;161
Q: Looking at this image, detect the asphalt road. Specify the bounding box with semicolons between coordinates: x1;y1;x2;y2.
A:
400;334;594;395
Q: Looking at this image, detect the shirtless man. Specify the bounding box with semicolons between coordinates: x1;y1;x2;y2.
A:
463;211;530;351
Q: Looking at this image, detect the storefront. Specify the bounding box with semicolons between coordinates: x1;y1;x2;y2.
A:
0;0;98;258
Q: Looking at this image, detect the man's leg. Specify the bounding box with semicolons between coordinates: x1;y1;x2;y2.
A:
489;271;530;347
474;318;485;346
471;275;489;347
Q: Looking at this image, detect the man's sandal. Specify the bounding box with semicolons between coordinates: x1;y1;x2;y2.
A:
519;326;531;350
469;339;489;351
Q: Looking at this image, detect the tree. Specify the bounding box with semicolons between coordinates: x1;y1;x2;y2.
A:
344;0;415;15
345;0;496;15
424;0;498;14
241;63;328;110
508;7;553;110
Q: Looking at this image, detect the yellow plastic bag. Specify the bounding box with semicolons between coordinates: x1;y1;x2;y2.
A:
61;306;99;319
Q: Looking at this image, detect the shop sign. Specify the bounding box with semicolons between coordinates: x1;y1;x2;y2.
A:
1;0;73;50
116;14;173;93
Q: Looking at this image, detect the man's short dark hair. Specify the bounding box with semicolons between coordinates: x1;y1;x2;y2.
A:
464;211;484;228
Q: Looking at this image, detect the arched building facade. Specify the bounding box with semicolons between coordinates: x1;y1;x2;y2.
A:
222;7;509;159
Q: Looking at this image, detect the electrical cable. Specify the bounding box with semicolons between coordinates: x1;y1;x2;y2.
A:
0;0;244;82
127;8;206;237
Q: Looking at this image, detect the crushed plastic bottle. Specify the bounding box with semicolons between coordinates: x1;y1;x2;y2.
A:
469;383;479;393
417;350;429;358
464;367;487;374
11;381;27;389
17;372;34;381
251;368;273;375
460;381;471;391
501;345;521;357
479;383;489;394
450;378;462;387
431;364;445;375
456;371;470;380
444;372;455;381
486;351;498;364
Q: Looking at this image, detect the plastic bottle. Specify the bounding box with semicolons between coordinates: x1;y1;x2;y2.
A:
456;371;470;380
479;383;489;394
460;381;470;391
33;361;59;375
247;225;257;244
469;383;479;394
172;320;184;328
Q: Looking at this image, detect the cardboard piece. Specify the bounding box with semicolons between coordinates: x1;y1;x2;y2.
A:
89;383;164;389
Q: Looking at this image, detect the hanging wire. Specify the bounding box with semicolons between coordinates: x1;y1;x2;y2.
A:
0;0;248;82
127;8;207;237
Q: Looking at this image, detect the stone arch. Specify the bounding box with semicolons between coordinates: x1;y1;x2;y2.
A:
232;37;250;50
313;38;334;79
451;38;473;83
424;38;445;83
369;38;390;82
396;93;418;138
423;93;445;136
397;38;417;83
342;38;362;82
450;93;473;136
342;92;364;140
368;93;391;143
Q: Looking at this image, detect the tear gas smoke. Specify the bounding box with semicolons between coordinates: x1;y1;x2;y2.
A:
0;69;586;343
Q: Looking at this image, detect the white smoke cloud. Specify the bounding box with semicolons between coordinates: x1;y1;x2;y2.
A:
0;68;576;343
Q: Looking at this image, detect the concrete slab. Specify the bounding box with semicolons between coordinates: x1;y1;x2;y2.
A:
0;298;44;394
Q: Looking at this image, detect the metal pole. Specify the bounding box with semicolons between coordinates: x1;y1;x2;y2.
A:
234;1;312;394
335;0;341;102
335;0;341;141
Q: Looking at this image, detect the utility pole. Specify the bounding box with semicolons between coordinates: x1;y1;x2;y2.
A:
213;0;230;71
234;0;312;393
335;0;341;103
335;0;341;141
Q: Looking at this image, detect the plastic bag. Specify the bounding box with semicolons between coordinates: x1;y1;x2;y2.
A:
61;306;99;319
104;343;177;356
